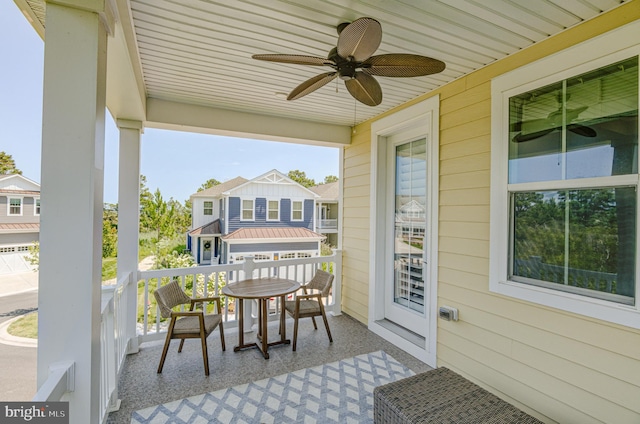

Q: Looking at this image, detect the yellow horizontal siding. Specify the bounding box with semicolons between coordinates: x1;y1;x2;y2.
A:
341;126;371;325
339;3;640;422
440;135;490;161
440;170;490;191
439;221;489;241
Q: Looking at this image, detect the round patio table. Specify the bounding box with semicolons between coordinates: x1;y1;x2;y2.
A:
222;277;300;359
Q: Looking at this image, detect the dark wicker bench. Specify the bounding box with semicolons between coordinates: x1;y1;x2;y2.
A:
373;367;544;424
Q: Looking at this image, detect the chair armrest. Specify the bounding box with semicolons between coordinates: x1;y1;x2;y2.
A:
189;296;223;313
171;310;204;317
296;293;322;301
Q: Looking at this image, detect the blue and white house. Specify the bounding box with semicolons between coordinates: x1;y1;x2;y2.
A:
188;170;324;265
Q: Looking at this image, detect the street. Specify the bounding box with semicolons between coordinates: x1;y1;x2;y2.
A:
0;291;38;401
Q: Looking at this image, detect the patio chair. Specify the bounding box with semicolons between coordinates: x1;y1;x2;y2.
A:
284;269;334;351
153;280;225;376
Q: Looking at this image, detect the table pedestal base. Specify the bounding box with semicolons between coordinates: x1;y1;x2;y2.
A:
234;297;289;359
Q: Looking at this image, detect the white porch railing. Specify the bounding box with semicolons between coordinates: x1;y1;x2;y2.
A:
137;251;342;343
33;272;133;424
317;218;338;229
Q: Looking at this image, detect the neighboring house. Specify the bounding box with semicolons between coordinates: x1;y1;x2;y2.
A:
187;170;324;265
309;181;339;248
0;174;40;274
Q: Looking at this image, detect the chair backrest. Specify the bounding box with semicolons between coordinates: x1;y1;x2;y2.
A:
154;280;192;318
306;269;334;297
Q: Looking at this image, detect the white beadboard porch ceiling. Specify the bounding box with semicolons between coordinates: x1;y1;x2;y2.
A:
21;0;629;127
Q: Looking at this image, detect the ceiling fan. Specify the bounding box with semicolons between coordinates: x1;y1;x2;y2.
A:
512;94;597;142
252;17;446;107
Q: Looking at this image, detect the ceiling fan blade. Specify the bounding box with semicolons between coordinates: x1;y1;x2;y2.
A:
345;72;382;106
512;128;556;143
288;72;337;101
337;17;382;62
252;54;333;66
362;54;446;77
567;123;597;137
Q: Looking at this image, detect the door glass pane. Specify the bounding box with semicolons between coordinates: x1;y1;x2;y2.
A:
394;139;427;313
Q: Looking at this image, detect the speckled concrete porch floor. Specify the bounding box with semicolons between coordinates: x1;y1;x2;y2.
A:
106;313;432;423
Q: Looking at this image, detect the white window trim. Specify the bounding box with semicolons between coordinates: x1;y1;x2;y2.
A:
490;22;640;329
291;200;304;222
266;198;280;221
34;198;40;216
7;196;23;216
240;198;255;221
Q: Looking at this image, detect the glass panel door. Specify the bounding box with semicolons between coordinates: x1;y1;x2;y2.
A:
394;139;427;312
386;136;428;336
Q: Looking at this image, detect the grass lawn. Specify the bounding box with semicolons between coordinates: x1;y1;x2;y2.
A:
7;312;38;339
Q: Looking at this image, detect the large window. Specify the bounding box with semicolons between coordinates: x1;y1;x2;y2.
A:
491;32;640;328
8;198;22;215
508;57;638;305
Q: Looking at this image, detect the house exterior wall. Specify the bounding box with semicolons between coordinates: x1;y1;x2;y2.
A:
0;196;40;224
341;4;640;423
229;241;319;253
227;197;314;232
191;196;221;229
0;233;39;245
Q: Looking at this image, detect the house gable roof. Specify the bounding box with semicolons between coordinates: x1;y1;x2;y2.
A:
225;169;319;198
0;174;40;193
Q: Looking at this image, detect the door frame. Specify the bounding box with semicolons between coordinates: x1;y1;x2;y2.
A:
368;96;439;366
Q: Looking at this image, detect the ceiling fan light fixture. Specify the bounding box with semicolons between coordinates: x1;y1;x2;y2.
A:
252;17;446;106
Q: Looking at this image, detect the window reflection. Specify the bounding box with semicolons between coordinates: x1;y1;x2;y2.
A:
509;57;638;184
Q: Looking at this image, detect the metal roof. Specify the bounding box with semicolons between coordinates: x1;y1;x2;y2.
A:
222;227;325;241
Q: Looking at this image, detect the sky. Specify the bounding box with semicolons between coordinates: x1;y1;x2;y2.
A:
0;1;339;204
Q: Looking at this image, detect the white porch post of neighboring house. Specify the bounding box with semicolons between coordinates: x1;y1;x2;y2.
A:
37;1;112;423
116;119;143;355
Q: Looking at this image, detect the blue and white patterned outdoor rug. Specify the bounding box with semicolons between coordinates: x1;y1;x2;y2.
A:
131;350;414;424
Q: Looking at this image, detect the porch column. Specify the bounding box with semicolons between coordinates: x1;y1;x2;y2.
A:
38;1;113;423
116;119;143;354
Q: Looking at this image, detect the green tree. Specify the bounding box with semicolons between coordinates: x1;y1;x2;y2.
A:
323;175;338;184
0;152;22;175
139;175;153;233
197;178;221;192
287;169;315;188
141;189;169;244
167;198;190;235
102;203;118;258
